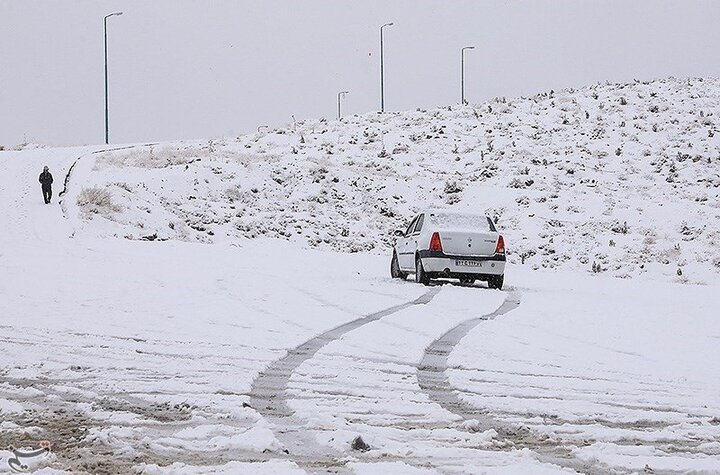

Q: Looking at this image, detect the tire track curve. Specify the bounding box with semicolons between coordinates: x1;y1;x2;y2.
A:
417;292;639;475
249;287;440;474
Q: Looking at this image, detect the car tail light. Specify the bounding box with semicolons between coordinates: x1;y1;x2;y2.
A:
429;232;443;252
495;235;505;254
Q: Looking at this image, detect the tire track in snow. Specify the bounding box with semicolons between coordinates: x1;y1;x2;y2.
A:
249;287;440;474
416;292;648;475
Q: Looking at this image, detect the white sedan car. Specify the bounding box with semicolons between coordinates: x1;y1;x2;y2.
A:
391;211;506;289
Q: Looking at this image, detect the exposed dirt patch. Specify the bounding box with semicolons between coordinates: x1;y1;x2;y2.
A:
0;405;138;474
94;397;195;423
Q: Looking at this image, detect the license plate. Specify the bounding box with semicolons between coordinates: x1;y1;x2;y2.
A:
456;260;481;267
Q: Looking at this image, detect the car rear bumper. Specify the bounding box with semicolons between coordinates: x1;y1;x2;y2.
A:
418;250;505;277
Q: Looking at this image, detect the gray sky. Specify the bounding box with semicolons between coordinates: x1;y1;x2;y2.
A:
2;0;719;147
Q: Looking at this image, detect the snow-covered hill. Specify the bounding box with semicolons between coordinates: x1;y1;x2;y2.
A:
69;76;720;283
3;79;720;475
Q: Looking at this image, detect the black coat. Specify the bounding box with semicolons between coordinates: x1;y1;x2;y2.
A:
39;171;53;188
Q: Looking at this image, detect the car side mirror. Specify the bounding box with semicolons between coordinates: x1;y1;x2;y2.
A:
393;229;405;237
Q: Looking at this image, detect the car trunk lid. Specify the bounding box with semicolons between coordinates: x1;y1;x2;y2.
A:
438;230;498;256
427;212;499;256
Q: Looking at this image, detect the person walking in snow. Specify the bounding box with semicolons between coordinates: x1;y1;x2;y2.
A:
39;166;53;204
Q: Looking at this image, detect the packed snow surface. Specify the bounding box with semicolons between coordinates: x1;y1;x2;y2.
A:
1;77;719;474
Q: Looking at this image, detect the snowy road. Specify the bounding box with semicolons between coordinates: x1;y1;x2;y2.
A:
1;147;719;474
249;287;440;473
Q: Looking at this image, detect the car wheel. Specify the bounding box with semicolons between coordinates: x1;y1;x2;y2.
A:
415;257;430;286
488;274;504;290
391;252;407;279
459;278;475;285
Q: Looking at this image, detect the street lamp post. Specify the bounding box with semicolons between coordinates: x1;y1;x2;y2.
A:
461;46;475;105
380;22;394;112
104;11;123;145
337;91;349;120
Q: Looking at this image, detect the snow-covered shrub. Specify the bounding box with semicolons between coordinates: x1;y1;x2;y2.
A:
444;180;463;194
392;144;409;154
77;187;121;215
508;177;534;188
310;166;329;183
446;194;462;205
680;222;702;241
224;186;242;202
113;182;133;192
611;221;629;234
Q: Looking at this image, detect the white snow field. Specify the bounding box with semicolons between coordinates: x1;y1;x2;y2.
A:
0;77;719;475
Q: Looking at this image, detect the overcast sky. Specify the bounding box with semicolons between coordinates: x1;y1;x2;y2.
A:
2;0;719;147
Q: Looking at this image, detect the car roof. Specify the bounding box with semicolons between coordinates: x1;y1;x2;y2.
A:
422;209;487;218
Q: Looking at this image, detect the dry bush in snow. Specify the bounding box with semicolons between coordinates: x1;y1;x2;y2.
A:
96;146;199;169
77;187;121;215
224;186;243;202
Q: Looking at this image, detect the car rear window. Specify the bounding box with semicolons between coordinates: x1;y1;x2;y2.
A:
428;213;495;232
414;214;425;233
